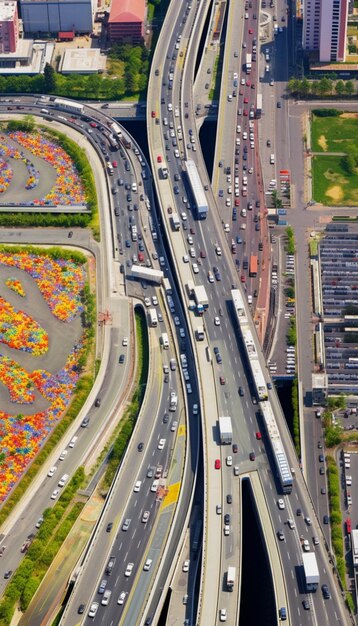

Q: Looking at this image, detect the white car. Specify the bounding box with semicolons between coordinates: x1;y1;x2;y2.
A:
171;421;178;432
142;510;150;523
179;327;185;338
216;246;222;256
144;297;151;307
122;337;128;346
187;235;193;245
192;263;199;274
182;559;190;572
181;211;187;221
88;602;99;618
220;608;227;622
226;456;233;467
277;499;285;510
59;450;67;461
51;489;59;500
143;558;153;571
174;316;180;326
305;517;312;526
208;271;214;283
101;590;112;606
224;223;230;232
214;317;220;326
241;78;245;85
125;562;134;577
158;438;166;450
189;247;195;258
303;539;310;552
152;295;158;306
183;255;189;263
47;466;57;477
174;149;180;158
117;591;127;605
193;404;198;415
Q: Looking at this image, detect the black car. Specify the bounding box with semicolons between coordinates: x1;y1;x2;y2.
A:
233;443;238;453
249;452;255;461
296;508;302;516
318;441;322;449
4;570;12;579
319;454;324;462
322;584;331;599
95;398;101;407
216;353;222;364
323;514;329;524
239;387;244;396
119;354;125;364
227;494;232;504
106;522;113;532
163;413;169;424
302;600;310;610
224;513;230;525
137;442;144;451
213;346;219;355
78;604;85;614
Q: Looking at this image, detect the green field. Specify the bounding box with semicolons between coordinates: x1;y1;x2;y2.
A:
311;113;358;153
312;154;358;205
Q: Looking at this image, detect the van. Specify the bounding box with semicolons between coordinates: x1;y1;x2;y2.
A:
134;480;142;493
151;479;159;492
41;108;49;114
270;154;275;164
161;333;169;349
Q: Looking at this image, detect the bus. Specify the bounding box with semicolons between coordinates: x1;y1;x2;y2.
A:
249;255;258;277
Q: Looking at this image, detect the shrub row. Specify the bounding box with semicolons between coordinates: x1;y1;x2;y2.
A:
326;457;345;587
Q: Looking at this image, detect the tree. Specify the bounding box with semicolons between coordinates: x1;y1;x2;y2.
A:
300;78;311;97
342;154;356;175
44;63;56;92
345;81;355;97
317;77;333;96
335;80;345;97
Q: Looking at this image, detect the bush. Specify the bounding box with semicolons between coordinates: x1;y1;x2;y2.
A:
312;109;340;117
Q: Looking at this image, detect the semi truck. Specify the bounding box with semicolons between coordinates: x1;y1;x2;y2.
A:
249;255;258;278
302;553;319;592
256;93;262;119
185;159;208;219
246;53;252;74
130;265;163;284
219;416;233;445
186;283;208;314
227;566;236;590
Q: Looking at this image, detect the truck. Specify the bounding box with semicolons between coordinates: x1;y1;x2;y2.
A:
219;416;233;445
109;121;122;138
171;213;181;231
195;326;205;341
302;553;319;592
160;166;168;179
190;284;209;314
185;159;208;219
130;265;163;284
246;53;252;74
226;566;236;591
162;277;172;295
256;93;262;119
107;162;114;175
149;308;158;327
249;255;258;278
277;208;287;215
161;333;169;349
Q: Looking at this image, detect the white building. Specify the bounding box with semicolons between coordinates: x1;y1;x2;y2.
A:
303;0;349;62
20;0;96;34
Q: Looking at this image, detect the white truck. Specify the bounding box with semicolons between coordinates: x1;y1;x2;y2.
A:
227;566;236;590
302;553;319;592
162;277;172;295
149;309;158;327
186;283;209;315
195;326;205;341
219;416;233;445
161;333;169;349
171;213;181;231
169;391;178;411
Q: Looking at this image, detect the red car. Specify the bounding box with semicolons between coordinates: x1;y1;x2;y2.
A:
138;252;144;262
157;155;162;163
220;376;226;385
112;161;118;168
235;198;240;206
249;28;253;34
256;431;262;440
151;110;156;118
89;121;97;128
241;275;246;283
243;110;248;116
215;459;221;470
200;250;206;258
246;80;251;86
244;97;249;104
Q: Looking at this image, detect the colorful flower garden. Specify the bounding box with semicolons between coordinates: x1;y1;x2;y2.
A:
0;250;87;502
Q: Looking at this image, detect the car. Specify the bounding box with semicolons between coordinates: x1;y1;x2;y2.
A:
102;589;112;606
98;579;107;594
216;352;222;364
305;517;312;526
227;494;232;504
256;431;262;440
267;382;272;389
118;591;127;605
226;456;233;467
232;443;238;453
224;513;230;525
277;101;282;108
122;337;128;347
4;570;12;579
321;487;326;495
95;398;101;407
287;519;295;529
313;536;319;545
214;316;221;327
122;518;131;531
303;539;310;552
249;452;255;461
320;467;325;475
119;353;125;364
51;489;59;500
297;508;302;516
220;376;226;385
182;559;190;572
157;155;162;163
279;607;287;620
278;499;285;510
219;608;227;621
239;386;244;396
125;562;134;577
215;459;221;470
143;558;153;571
277;529;285;541
47;465;57;477
322;584;331;599
88;601;99;618
323;514;329;524
302;600;310;610
163;412;169;424
158;438;166;450
78;604;85;614
319;454;324;462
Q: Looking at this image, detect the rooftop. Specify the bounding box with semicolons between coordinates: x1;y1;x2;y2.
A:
59;48;104;74
108;0;145;23
0;1;17;20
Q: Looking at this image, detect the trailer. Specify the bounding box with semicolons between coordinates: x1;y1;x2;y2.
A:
246;53;252;74
185;159;208;219
302;553;319;592
219;416;233;445
226;566;236;591
130;265;163;284
249;255;258;277
53;98;84;115
256;93;262;118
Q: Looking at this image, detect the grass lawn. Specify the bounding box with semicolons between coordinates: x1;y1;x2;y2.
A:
312;154;358;205
311;113;358;153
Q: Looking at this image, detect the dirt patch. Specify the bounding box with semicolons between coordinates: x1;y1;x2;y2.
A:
324;169;348;185
326;185;344;201
340;113;358;119
318;135;328;151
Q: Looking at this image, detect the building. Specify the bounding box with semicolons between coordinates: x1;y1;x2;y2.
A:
303;0;348;62
108;0;145;43
59;48;104;74
0;0;19;53
19;0;96;34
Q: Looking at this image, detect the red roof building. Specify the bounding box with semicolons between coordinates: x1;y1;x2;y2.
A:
108;0;146;43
